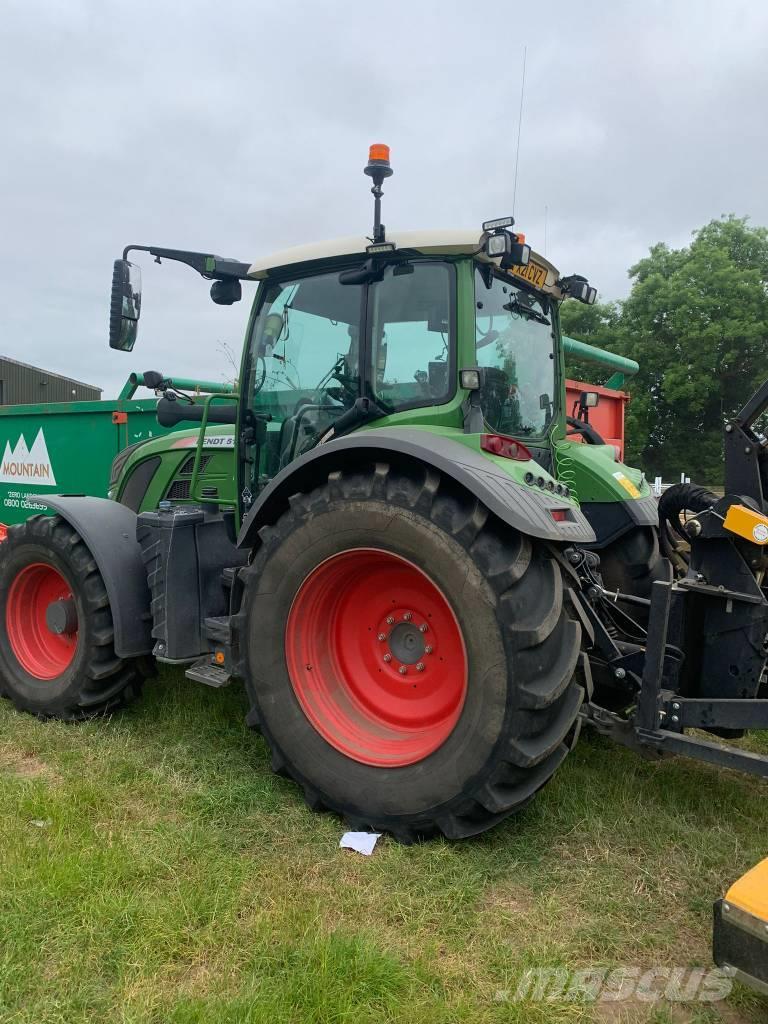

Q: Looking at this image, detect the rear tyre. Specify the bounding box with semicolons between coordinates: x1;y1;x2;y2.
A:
0;515;147;719
236;463;585;841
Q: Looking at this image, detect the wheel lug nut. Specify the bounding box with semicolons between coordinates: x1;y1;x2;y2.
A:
419;624;428;633
399;666;407;675
424;645;433;654
383;654;392;663
403;612;412;621
416;662;425;672
386;616;395;625
377;633;386;641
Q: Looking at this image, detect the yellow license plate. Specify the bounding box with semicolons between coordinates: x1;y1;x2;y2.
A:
510;261;548;290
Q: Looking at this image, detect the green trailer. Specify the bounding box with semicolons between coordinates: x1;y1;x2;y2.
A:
0;374;234;533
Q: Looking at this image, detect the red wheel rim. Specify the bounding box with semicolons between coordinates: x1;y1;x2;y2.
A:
6;563;79;679
285;549;468;767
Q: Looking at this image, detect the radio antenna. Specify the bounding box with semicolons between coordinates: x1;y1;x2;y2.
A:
512;45;527;218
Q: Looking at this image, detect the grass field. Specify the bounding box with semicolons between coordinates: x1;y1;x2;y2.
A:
1;668;767;1024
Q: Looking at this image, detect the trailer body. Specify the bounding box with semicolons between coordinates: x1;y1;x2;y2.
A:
0;376;235;530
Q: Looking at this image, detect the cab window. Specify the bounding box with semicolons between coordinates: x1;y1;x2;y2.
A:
370;262;453;412
246;272;362;477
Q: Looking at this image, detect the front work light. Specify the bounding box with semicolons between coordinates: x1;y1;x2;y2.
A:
561;274;597;305
482;215;515;232
486;233;509;258
504;242;531;269
365;241;396;255
483;229;531;269
460;368;483;390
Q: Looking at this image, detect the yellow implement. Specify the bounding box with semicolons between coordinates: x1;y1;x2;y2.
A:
723;503;768;545
713;858;768;995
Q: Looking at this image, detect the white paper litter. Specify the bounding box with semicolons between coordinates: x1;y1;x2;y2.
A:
339;831;382;856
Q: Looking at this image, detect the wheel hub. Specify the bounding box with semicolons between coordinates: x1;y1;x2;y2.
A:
285;548;467;767
6;563;79;680
386;620;425;665
45;598;78;636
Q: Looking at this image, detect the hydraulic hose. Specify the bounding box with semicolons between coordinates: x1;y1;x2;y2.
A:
657;482;719;573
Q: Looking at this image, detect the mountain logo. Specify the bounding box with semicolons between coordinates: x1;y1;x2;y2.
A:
0;429;57;486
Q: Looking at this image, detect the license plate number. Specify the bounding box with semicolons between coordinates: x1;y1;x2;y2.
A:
510;261;548;289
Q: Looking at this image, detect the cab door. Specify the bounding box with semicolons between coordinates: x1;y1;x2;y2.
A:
239;270;364;514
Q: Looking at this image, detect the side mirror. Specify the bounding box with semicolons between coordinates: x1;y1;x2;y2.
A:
109;259;142;351
210;278;242;305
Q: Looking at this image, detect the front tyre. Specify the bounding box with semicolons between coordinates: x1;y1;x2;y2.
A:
0;515;148;719
237;464;585;841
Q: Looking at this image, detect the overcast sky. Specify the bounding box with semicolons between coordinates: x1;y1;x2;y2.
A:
1;0;767;397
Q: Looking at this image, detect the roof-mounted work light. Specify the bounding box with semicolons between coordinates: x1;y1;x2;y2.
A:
481;216;531;270
561;274;597;305
482;216;515;232
364;143;394;246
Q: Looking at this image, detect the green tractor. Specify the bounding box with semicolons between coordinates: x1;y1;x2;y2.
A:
2;146;767;841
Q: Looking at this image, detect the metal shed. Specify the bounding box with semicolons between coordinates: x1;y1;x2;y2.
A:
0;357;102;405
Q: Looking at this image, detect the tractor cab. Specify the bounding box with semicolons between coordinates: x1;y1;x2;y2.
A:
238;228;572;506
107;145;603;528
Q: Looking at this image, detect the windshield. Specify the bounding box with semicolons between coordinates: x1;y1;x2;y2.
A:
474;267;556;436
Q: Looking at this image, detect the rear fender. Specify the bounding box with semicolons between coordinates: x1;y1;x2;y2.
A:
238;427;597;550
42;497;152;658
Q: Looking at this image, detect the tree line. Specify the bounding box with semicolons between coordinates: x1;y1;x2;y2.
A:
561;216;768;485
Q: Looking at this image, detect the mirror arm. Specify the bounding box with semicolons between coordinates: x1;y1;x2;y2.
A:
122;245;251;281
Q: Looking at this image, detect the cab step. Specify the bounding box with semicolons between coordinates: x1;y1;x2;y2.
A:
185;656;232;688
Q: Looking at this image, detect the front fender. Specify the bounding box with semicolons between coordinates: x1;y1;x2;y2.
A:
43;496;152;658
238;428;596;550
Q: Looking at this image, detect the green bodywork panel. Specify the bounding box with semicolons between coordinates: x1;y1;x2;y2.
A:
560;440;650;502
114;425;237;510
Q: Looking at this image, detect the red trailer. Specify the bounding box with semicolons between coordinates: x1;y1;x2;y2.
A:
565;378;629;460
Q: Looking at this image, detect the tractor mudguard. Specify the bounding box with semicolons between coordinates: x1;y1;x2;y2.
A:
41;496;152;659
238;427;597;550
580;494;659;548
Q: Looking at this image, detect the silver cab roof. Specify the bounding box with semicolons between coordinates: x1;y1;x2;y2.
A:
247;229;563;298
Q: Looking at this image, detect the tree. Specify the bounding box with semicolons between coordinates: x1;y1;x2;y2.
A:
560;300;623;386
562;217;768;484
618;217;768;483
